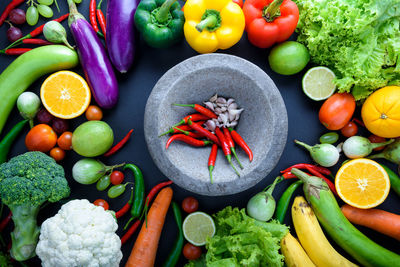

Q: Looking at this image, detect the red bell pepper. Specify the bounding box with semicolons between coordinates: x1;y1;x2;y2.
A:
243;0;299;48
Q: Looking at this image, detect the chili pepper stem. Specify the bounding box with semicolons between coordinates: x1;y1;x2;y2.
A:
173;127;190;135
226;155;240;176
172;103;194;108
209;165;214;184
263;0;284;22
155;0;177;23
231;148;243;169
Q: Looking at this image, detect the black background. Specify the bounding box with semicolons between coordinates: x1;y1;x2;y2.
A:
0;0;399;266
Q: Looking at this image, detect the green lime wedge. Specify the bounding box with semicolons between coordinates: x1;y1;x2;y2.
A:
302;66;336;101
183;211;215;246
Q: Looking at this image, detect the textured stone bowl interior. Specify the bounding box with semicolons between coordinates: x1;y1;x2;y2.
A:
144;54;288;196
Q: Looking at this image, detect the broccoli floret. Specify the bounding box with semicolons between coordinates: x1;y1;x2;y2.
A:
0;151;70;261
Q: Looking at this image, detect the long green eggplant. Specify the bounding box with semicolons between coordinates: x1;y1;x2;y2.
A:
0;45;79;134
291;168;400;267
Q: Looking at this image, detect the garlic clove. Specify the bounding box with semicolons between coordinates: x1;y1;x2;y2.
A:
220;106;227;112
228;103;238;110
229;121;238;127
227;98;235;106
204;102;214;111
216;97;227;104
209;94;218;102
205;120;216;132
228;112;236;121
215;107;222;114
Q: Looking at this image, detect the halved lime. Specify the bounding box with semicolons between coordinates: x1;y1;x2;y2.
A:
302;66;336;101
183;211;215;246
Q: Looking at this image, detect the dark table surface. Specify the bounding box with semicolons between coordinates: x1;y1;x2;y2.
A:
0;0;399;266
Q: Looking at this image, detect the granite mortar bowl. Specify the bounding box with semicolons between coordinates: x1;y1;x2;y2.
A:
144;54;288;196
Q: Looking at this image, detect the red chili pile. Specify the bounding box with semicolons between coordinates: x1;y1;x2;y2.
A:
161;97;253;183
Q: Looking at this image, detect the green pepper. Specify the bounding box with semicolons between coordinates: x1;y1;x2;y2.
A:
0;120;28;164
275;180;303;224
134;0;184;48
162;201;183;267
124;164;145;219
379;163;400;197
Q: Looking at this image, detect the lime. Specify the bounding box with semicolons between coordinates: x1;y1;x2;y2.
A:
268;41;310;75
302;66;336;101
183;212;215;246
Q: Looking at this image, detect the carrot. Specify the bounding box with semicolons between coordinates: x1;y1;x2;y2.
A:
341;204;400;241
125;187;173;267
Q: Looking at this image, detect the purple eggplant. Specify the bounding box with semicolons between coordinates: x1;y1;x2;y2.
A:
66;0;118;109
106;0;139;73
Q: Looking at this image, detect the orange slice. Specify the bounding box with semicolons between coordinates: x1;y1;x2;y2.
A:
40;71;91;119
335;159;390;209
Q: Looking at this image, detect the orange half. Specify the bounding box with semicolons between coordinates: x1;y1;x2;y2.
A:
40;71;91;119
335;159;390;209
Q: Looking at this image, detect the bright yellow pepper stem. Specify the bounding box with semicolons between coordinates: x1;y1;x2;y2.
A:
263;0;283;22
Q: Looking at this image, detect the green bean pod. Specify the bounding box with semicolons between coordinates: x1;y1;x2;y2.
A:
0;45;79;134
291;168;400;267
275;180;303;224
162;201;184;267
124;164;145;219
380;163;400;197
0;120;28;164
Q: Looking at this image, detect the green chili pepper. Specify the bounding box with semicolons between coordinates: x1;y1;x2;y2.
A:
134;0;184;48
0;120;28;164
319;132;339;144
124;164;145;219
107;182;132;198
96;175;111;191
275;180;303;224
162;201;183;267
379;163;400;197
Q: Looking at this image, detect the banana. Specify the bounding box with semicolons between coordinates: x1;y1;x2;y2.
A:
292;196;358;267
281;232;316;267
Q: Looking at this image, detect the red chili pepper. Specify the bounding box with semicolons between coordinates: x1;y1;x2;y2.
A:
0;211;12;232
97;0;107;38
173;127;205;138
352;117;365;128
22;39;53;45
281;163;331;176
173;103;218;119
228;128;253;162
166;134;212;149
215;127;240;176
144;181;173;211
121;219;141;244
2;48;32;55
89;0;104;38
159;114;209;136
0;0;25;27
103;129;133;157
304;166;338;196
116;187;134;219
223;127;243;169
187;119;220;145
208;144;218;183
282;171;297;179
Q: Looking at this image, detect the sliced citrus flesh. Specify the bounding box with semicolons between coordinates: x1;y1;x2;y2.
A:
335;159;390;209
302;66;336;101
183;211;215;246
40;71;91;119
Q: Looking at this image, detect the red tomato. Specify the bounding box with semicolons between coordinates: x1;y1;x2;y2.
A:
183;243;202;260
57;131;73;150
25;124;57;152
182;197;199;213
319;93;356;130
340;121;358;137
85;105;103;121
50;147;65;162
368;135;387;151
93;199;109;210
110;170;124;185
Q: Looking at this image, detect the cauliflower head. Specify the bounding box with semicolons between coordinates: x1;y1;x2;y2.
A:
36;199;122;267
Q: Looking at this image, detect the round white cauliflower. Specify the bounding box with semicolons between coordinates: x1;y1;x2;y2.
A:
36;199;122;267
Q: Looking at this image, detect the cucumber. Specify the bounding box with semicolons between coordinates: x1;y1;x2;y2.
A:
291;168;400;267
0;45;79;134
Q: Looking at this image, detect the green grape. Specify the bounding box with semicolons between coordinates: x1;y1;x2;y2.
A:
74;0;82;3
38;0;54;5
37;4;53;18
26;6;39;26
319;132;339;144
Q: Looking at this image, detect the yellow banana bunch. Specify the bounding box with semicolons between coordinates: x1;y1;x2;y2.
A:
281;232;316;267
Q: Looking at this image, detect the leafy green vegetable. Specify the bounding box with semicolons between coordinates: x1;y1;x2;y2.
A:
294;0;400;100
186;207;288;267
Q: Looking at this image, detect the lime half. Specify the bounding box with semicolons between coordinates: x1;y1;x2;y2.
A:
183;212;215;246
302;66;336;101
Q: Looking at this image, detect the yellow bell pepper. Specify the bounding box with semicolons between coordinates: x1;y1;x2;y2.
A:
184;0;245;54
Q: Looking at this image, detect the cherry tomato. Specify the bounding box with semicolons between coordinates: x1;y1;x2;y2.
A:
85;105;103;121
50;147;65;161
110;170;124;185
340;121;358;137
319;93;356;130
25;124;57;152
183;243;202;260
182;197;199;213
57;131;73;150
93;199;109;210
368;135;387;151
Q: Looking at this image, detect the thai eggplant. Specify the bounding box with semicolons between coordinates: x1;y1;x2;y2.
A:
369;139;400;165
106;0;139;73
66;0;118;109
343;136;394;159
